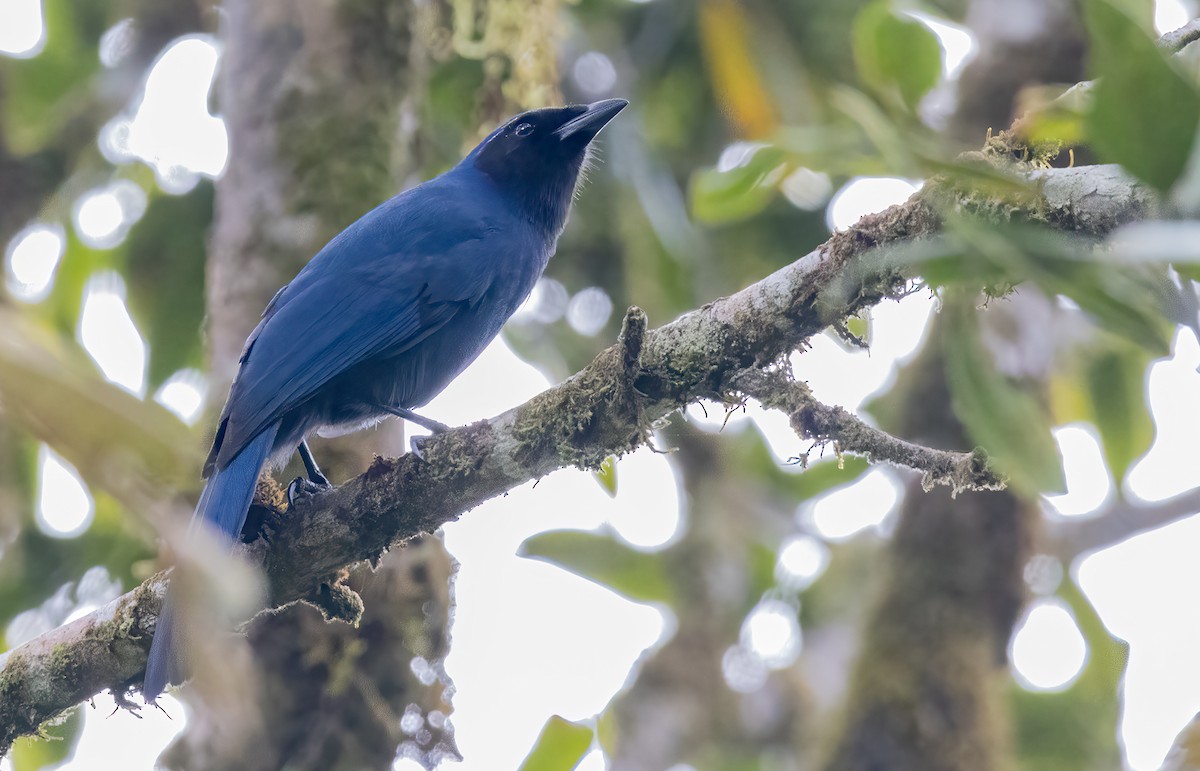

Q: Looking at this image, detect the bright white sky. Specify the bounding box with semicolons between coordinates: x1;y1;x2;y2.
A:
2;1;1200;769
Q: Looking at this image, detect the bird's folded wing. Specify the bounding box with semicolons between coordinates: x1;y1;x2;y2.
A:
212;250;492;470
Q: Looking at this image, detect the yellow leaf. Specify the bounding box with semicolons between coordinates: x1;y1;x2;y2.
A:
698;0;777;138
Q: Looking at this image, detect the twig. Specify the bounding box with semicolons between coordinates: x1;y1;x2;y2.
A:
732;369;1006;495
1046;487;1200;560
1160;17;1200;54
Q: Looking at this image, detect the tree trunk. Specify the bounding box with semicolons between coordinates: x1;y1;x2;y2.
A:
820;4;1088;764
818;315;1033;771
611;424;811;770
163;1;456;767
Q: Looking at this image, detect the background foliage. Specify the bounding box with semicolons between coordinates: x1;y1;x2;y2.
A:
2;0;1199;769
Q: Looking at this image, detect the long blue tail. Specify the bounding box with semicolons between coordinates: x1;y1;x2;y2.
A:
143;423;279;703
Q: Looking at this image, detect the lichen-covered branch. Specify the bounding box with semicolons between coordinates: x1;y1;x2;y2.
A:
0;162;1160;751
0;574;168;746
1160;17;1200;53
731;369;1006;494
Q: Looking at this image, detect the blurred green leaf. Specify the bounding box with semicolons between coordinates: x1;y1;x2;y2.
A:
1085;342;1153;484
519;530;674;604
595;709;618;756
944;298;1065;495
124;184;213;387
11;706;83;771
593;455;618;498
0;307;199;510
852;2;942;110
921;154;1039;199
1019;86;1088;146
901;221;1175;355
0;0;105;154
1084;0;1200;191
747;539;778;600
689;145;790;224
891;234;1011;290
773;123;884;177
1100;0;1154;29
983;227;1175;354
1013;580;1127;771
829;86;920;175
1061;270;1174;356
1051;337;1154;485
519;715;593;771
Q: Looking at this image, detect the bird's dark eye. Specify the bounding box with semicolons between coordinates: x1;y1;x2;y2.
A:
514;123;534;137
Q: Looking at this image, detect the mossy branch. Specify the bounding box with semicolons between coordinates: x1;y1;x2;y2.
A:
731;369;1006;495
0;162;1159;751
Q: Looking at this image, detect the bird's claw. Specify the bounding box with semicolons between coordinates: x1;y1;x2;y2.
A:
287;476;333;509
111;686;144;717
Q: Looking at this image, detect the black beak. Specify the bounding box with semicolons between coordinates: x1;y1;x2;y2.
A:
555;98;629;141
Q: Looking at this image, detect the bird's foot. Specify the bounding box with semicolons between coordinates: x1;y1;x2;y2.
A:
287;476;333;510
112;682;144;716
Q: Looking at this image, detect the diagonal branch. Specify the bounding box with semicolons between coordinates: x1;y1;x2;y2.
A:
1046;487;1200;560
731;368;1006;494
0;162;1159;751
1160;17;1200;54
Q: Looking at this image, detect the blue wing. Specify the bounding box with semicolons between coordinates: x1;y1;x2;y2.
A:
208;181;511;473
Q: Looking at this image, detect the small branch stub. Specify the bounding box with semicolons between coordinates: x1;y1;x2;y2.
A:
619;306;648;371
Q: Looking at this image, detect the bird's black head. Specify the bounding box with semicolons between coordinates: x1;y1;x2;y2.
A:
466;99;628;236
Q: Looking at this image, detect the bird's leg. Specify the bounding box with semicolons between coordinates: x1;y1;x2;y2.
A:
377;405;452;434
298;440;332;486
377;405;451;460
287;440;334;509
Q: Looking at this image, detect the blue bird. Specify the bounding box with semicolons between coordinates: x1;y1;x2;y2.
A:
143;98;628;703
